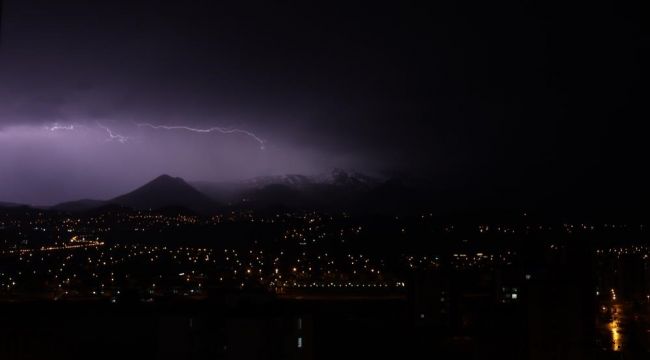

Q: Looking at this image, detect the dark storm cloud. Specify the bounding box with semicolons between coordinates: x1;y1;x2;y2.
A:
0;0;646;207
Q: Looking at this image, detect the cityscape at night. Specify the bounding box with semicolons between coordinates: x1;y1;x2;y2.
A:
2;196;650;358
0;0;645;359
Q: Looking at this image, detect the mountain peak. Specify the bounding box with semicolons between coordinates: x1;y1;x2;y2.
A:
155;174;174;180
110;174;217;212
150;174;184;184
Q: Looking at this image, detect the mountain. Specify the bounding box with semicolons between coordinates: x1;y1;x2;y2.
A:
192;169;416;212
193;169;380;199
52;175;218;213
48;170;424;214
110;175;217;212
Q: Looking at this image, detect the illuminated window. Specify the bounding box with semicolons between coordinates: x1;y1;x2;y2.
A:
297;337;303;348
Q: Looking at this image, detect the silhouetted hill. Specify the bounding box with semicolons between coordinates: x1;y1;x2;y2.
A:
0;201;30;208
110;175;217;212
51;199;107;212
51;175;219;213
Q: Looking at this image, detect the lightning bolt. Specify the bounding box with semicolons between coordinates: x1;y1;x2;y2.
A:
45;123;75;131
97;123;128;143
136;123;265;150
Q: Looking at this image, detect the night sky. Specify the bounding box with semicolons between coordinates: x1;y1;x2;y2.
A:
0;0;645;208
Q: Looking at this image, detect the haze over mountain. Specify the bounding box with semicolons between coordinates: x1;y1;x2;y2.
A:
192;169;381;203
